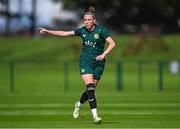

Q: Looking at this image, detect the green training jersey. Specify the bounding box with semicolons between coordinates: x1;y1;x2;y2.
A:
74;24;111;62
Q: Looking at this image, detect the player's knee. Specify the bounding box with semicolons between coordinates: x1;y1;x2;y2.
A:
86;83;95;99
87;83;95;91
86;83;97;109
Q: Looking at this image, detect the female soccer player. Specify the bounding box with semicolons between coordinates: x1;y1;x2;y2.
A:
38;6;116;124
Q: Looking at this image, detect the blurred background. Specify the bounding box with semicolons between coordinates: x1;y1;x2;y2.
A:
0;0;180;128
1;0;180;35
0;0;180;92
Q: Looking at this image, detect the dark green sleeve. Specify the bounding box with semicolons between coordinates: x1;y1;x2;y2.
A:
74;27;82;36
100;27;111;39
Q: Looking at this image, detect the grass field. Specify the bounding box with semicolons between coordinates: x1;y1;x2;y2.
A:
0;92;180;128
0;35;180;128
0;62;180;128
0;35;180;61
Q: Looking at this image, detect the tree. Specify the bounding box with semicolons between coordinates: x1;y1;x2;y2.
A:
0;0;10;36
53;0;180;33
30;0;37;37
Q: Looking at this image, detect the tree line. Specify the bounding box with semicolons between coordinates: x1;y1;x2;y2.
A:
1;0;180;36
61;0;180;33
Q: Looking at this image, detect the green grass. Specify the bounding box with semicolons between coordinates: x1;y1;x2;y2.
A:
0;92;180;128
0;61;179;93
0;35;180;61
0;62;180;128
0;35;180;128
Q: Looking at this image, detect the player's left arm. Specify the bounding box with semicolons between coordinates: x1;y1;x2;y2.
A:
96;36;116;61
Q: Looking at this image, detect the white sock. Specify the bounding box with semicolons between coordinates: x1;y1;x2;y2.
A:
91;108;98;118
77;101;82;108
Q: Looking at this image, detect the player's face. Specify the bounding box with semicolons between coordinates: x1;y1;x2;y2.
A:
84;15;95;30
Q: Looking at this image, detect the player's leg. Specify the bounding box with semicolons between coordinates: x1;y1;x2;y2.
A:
76;62;104;122
73;63;103;123
73;65;94;119
75;74;94;110
79;78;99;105
79;76;99;105
90;62;105;123
93;79;99;87
81;74;101;123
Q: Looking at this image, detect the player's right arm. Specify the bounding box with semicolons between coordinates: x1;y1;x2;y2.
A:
38;28;75;36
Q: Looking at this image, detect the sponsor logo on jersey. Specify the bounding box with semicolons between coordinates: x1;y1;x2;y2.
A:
84;41;96;48
94;33;99;39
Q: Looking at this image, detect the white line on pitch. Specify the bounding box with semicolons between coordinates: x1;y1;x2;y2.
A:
0;103;180;108
0;111;180;115
0;128;180;129
1;92;180;97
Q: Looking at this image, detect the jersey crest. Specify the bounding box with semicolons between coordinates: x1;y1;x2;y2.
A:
94;33;99;39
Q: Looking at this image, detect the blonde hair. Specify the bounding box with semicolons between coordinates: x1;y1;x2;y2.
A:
84;6;96;19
